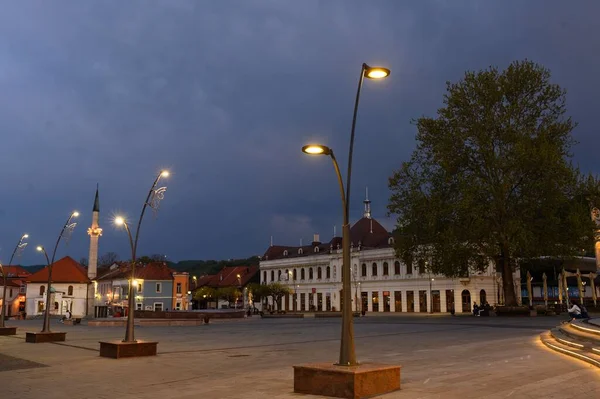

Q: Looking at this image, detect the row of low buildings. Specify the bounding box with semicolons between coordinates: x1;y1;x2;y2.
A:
0;257;190;319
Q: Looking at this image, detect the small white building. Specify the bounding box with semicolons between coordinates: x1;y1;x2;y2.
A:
25;256;90;318
260;197;521;314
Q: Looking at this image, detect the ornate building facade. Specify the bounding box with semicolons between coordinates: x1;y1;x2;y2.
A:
260;196;521;314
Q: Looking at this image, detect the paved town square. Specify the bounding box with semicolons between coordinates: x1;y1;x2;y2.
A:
1;315;598;399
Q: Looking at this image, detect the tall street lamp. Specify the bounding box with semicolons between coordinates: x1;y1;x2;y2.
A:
0;233;29;335
100;170;169;358
295;65;400;398
301;64;390;366
26;211;79;343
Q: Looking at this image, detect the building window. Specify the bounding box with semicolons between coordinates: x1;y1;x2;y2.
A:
263;271;267;282
301;268;305;280
372;263;378;276
271;270;274;281
315;247;319;253
317;267;322;279
293;269;297;280
418;259;426;274
68;285;73;296
361;263;367;277
177;282;182;294
298;248;303;255
285;269;289;280
283;250;288;257
9;288;13;297
39;286;45;296
156;283;162;293
154;302;163;311
137;282;143;293
278;270;282;280
175;302;182;310
383;262;389;276
394;261;401;275
136;303;143;310
309;268;314;279
326;266;331;279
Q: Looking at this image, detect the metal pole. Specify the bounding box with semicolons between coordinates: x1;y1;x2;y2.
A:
123;172;165;343
42;213;77;333
0;234;28;328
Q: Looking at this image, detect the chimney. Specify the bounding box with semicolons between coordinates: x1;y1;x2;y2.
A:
312;233;321;246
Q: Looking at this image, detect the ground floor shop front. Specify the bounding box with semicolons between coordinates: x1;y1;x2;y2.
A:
266;276;512;314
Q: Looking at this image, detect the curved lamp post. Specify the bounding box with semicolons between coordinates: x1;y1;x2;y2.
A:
0;234;29;328
115;170;169;343
37;211;79;333
301;62;389;367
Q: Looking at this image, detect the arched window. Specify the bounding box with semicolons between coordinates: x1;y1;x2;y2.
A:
309;267;314;279
293;269;297;280
301;268;305;280
278;270;282;280
39;285;45;296
283;250;288;257
383;262;389;276
317;267;322;279
315;247;320;253
372;262;378;276
263;271;267;282
406;258;413;274
68;285;73;296
298;248;303;255
480;289;487;305
461;290;471;313
326;266;331;279
418;259;426;274
394;261;401;275
361;263;367;277
388;237;394;245
270;270;274;281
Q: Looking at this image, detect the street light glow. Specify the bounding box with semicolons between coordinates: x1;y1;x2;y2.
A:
23;234;29;238
364;66;390;79
36;246;43;252
302;144;331;156
72;211;80;217
161;170;170;177
114;216;125;226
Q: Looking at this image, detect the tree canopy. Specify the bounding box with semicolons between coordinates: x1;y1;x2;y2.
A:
388;60;600;306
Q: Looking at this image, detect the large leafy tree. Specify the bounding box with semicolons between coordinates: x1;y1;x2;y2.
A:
388;60;600;306
267;282;291;311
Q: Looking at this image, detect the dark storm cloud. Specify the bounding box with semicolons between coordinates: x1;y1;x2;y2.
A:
0;0;598;264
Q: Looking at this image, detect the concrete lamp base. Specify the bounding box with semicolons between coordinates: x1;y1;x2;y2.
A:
293;362;401;399
0;327;17;335
25;331;66;343
99;341;158;359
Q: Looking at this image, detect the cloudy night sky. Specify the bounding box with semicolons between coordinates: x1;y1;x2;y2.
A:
0;1;598;265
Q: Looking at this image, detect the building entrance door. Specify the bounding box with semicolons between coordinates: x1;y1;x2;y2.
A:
445;290;454;313
432;290;441;312
461;290;471;312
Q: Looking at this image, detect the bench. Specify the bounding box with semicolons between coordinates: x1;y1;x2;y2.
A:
63;318;82;325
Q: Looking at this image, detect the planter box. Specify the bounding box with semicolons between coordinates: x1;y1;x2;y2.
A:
25;332;66;343
315;312;362;318
0;327;17;335
99;340;158;359
294;362;401;399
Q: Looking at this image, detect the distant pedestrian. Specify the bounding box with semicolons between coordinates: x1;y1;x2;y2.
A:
567;301;582;321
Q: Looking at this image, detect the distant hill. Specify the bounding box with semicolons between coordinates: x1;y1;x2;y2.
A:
21;264;45;273
170;256;260;278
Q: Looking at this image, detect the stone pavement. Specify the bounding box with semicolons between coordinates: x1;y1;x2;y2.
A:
0;316;598;398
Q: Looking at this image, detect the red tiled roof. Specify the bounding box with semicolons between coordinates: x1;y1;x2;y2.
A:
96;262;175;281
0;265;31;278
263;217;392;260
26;256;90;284
195;266;259;288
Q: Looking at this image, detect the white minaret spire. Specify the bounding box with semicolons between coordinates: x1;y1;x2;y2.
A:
87;185;102;279
363;186;372;219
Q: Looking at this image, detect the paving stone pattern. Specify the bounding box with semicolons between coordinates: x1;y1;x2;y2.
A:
0;316;598;398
